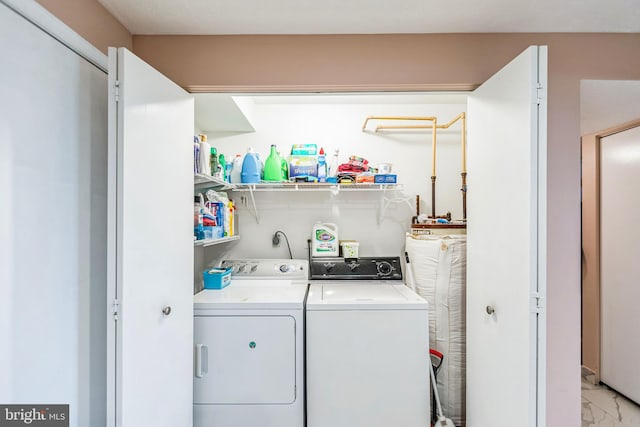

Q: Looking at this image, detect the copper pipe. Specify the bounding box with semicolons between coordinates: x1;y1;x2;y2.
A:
430;176;436;219
372;112;468;222
431;117;437;177
376;124;445;131
374;112;465;132
461;172;468;221
461;112;467;174
362;115;437;132
461;112;467;221
430;118;438;218
363;113;468;222
411;194;420;224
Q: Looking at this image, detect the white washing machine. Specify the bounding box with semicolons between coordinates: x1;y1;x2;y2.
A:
306;256;430;427
193;259;308;427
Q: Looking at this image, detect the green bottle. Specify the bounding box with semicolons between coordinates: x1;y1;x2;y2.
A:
218;153;226;180
263;145;282;181
279;151;289;181
210;147;218;177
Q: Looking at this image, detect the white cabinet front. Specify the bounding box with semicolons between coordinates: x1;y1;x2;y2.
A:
194;316;297;404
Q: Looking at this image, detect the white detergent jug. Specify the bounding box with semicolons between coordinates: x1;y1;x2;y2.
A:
311;222;339;257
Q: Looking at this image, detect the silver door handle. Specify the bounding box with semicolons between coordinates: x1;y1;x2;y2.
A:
195;344;208;378
486;305;495;315
162;306;171;316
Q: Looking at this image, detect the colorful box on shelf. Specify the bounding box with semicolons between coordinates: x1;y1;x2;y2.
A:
355;174;375;184
289;156;318;179
374;174;397;184
194;225;224;241
203;266;233;290
290;144;318;156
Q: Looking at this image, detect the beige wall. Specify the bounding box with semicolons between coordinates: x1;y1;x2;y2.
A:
36;0;132;53
133;33;640;427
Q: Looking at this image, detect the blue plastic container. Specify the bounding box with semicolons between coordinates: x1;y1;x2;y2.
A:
241;149;261;183
203;267;233;289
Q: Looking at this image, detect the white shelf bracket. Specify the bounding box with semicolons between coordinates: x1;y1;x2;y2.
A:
246;185;260;224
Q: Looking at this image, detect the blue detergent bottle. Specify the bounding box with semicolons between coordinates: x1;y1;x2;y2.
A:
241;147;261;183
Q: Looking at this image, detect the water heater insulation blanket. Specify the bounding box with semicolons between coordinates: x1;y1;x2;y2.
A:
405;234;467;426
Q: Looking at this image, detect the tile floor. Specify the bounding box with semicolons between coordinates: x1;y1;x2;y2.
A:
582;378;640;426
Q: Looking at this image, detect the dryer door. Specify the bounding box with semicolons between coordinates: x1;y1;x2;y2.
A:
194;316;296;404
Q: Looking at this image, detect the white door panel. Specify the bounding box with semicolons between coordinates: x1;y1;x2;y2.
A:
194;316;296;404
107;48;194;427
466;46;546;427
601;125;640;404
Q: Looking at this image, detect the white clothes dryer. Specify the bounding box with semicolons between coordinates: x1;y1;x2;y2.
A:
193;259;308;427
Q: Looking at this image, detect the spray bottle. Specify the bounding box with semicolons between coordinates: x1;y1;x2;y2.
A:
317;147;327;182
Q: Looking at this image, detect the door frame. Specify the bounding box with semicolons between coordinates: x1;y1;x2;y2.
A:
581;117;640;382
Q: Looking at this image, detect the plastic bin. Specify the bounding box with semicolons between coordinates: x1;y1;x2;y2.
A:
203;267;233;289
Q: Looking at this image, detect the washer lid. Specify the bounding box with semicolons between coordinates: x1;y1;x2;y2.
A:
306;284;428;310
194;283;307;310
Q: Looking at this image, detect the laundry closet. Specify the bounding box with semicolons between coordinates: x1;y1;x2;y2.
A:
193;92;468;427
102;41;547;427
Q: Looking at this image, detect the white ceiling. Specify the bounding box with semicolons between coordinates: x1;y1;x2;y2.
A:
98;0;640;35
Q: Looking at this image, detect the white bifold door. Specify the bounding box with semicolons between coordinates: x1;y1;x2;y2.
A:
466;46;547;427
106;48;195;427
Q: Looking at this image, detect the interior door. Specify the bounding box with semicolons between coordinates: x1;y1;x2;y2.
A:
466;46;547;427
600;125;640;404
107;47;194;427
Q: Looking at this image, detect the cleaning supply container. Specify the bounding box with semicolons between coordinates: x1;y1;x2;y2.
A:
230;154;243;183
263;144;283;181
203;267;233;289
340;241;360;259
311;222;339;257
241;147;261;183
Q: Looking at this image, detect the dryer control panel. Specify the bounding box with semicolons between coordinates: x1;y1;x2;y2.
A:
221;259;309;280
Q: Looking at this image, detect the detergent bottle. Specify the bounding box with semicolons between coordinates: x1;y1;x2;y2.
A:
263;145;282;181
241;147;261;183
311;222;339;257
230;154;243;183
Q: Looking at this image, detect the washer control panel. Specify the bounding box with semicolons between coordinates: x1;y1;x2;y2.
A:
310;257;402;281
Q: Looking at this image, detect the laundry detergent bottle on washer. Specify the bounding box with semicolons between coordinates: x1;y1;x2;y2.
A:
311;222;339;257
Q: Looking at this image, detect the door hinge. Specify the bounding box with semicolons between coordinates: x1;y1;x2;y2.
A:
536;82;545;105
530;292;544;313
112;299;120;320
114;80;120;103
